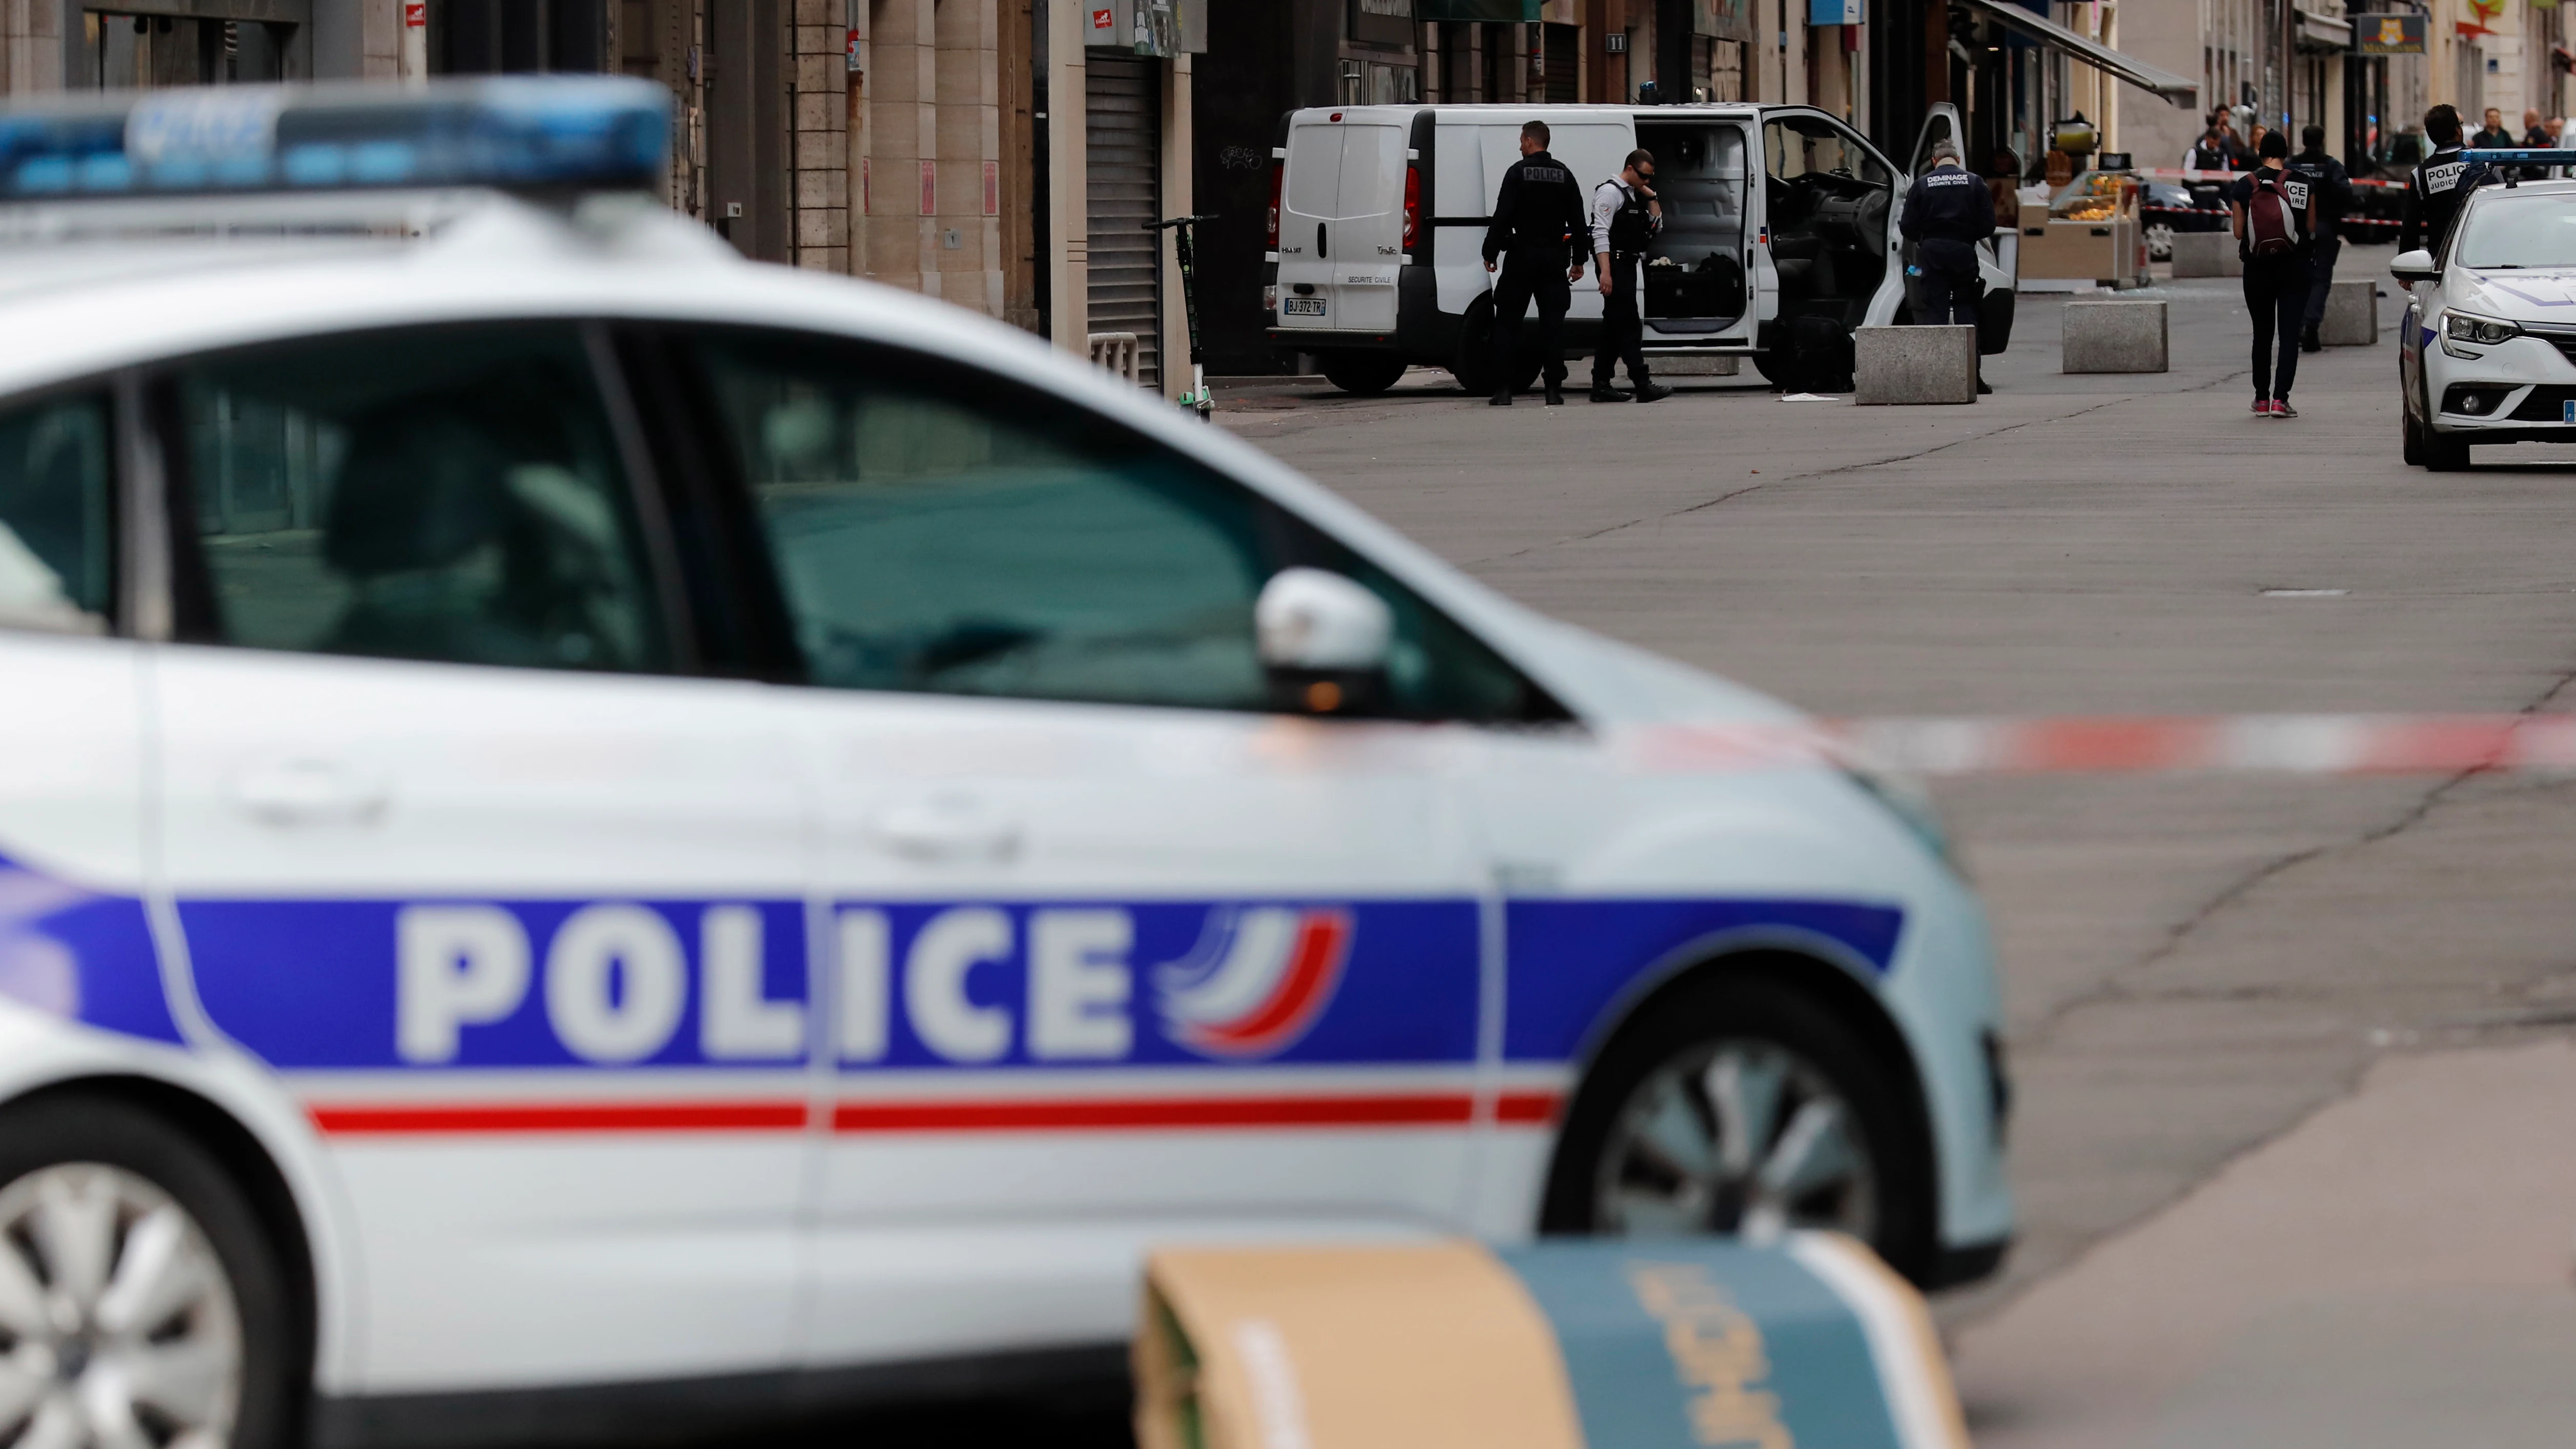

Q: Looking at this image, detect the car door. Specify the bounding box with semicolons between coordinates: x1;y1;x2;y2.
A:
0;385;172;1052
145;321;813;1394
644;323;1529;1366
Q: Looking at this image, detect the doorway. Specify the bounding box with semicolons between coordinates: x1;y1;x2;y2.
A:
703;0;789;262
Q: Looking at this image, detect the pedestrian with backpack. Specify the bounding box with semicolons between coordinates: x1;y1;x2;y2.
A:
2232;129;2311;418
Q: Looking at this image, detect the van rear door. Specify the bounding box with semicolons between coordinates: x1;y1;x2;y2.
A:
1277;112;1409;335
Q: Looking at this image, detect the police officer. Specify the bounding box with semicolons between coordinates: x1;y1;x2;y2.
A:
1898;137;1995;394
1588;149;1673;403
2287;123;2355;353
2400;104;2488;257
1481;119;1588;406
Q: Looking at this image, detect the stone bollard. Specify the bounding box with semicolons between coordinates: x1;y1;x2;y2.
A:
1855;325;1978;405
2321;277;2379;345
2063;298;2169;373
2168;232;2241;278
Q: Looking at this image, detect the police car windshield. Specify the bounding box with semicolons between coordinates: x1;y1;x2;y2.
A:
2453;195;2576;269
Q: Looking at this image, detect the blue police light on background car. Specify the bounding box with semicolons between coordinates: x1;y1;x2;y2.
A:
0;75;666;199
0;75;2013;1449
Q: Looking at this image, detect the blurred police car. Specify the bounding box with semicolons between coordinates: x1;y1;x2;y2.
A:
2397;156;2576;470
0;78;2011;1448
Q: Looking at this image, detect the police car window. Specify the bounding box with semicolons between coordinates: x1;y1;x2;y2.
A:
170;325;668;674
695;333;1270;710
0;393;113;634
684;332;1567;723
2453;196;2576;268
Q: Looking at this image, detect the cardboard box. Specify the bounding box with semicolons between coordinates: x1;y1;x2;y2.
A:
1135;1235;1968;1449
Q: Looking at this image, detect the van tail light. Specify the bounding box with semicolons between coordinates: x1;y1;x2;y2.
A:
1402;165;1421;253
1267;163;1283;249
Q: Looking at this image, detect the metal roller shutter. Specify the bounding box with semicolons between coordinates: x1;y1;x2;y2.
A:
1086;54;1163;391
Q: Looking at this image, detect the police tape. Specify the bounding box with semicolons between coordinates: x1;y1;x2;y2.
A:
1627;713;2576;777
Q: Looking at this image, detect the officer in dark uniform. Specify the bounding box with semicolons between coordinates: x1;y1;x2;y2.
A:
1898;137;1996;394
2400;104;2488;257
2287;123;2356;352
1481;119;1588;406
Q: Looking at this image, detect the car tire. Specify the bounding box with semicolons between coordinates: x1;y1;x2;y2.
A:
1538;972;1937;1285
2144;222;2175;262
0;1095;298;1449
1316;352;1408;396
2423;427;2471;472
2402;405;2426;466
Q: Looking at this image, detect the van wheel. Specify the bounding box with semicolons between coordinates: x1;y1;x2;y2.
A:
1752;351;1789;389
1507;356;1545;393
0;1096;296;1449
1317;352;1408;396
1452;298;1498;394
1539;973;1936;1285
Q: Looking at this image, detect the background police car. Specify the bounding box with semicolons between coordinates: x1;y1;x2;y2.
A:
2394;161;2576;470
0;79;2010;1447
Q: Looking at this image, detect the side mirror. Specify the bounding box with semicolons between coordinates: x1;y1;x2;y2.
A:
1255;567;1393;715
2390;248;2439;284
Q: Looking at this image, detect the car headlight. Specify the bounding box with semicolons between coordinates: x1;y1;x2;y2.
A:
2444;312;2521;345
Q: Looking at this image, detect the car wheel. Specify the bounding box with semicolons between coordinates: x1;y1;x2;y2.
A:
1316;352;1408;396
1539;973;1936;1283
2423;428;2471;471
2402;405;2426;465
2145;222;2175;261
0;1096;296;1449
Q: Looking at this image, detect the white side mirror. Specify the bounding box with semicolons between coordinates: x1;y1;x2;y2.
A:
1255;567;1393;672
2390;248;2439;284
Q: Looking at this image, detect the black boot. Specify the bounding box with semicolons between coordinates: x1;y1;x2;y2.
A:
1631;381;1673;402
2300;324;2322;353
1543;380;1565;405
1489;385;1513;406
1976;374;1993;395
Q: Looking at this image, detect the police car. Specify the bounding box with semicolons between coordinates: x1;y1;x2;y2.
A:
0;78;2011;1448
2396;154;2576;470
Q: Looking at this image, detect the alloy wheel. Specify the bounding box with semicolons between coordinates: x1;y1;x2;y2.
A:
1591;1039;1877;1241
0;1164;242;1449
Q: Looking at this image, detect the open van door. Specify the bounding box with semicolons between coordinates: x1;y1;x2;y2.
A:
1900;102;2016;351
1276;110;1410;338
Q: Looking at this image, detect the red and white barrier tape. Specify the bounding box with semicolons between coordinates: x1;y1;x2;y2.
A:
1627;715;2576;777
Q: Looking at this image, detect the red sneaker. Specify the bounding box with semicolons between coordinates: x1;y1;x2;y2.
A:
2272;399;2298;418
2251;396;2273;416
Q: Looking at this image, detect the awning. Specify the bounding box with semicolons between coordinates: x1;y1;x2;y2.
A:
1417;0;1540;18
1953;0;2199;106
2296;7;2352;49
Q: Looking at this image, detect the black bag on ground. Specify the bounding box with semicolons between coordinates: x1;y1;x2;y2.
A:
1787;314;1855;393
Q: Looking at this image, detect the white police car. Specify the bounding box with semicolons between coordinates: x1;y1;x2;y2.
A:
0;78;2010;1448
2396;157;2576;470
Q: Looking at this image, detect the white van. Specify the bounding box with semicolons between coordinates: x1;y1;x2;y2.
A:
1264;101;2014;394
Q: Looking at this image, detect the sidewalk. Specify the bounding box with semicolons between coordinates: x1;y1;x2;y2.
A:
1951;1037;2576;1448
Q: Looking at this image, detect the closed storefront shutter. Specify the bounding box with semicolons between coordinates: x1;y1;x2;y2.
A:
1087;53;1163;391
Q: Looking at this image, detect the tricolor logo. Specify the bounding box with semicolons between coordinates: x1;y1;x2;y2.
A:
1154;906;1353;1059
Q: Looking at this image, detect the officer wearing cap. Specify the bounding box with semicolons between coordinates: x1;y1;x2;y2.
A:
1481;119;1588;406
1898;137;1996;394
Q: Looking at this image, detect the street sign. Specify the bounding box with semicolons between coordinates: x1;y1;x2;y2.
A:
2351;13;2427;53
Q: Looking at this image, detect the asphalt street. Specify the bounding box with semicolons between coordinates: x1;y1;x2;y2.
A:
1212;242;2576;1444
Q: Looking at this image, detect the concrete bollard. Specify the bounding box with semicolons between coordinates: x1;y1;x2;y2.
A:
2062;298;2169;373
1855;325;1978;405
2168;231;2241;278
2321;276;2379;345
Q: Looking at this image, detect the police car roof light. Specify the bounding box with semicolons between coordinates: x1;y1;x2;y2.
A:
2459;149;2576;168
0;76;668;202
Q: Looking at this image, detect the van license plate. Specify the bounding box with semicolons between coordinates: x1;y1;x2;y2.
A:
1283;297;1327;316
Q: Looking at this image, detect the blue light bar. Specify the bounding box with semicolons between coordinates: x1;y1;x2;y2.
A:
0;76;668;202
2460;149;2576;168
